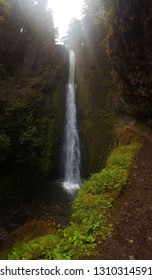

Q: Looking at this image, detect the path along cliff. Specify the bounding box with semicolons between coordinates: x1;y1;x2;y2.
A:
93;123;152;260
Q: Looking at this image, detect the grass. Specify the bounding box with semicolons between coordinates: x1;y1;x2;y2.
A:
8;128;142;260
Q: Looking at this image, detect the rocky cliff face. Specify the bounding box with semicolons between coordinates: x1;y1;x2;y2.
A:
0;28;57;76
108;0;152;121
23;42;68;76
75;42;114;178
23;42;54;76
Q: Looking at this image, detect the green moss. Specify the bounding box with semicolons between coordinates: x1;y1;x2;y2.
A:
8;235;59;260
8;133;142;260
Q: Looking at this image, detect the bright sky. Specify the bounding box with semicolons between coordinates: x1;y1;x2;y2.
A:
47;0;83;39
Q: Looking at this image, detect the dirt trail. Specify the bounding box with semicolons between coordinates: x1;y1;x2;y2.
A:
95;130;152;259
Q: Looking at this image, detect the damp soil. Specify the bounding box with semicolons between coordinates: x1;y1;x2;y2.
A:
93;136;152;260
0;181;74;255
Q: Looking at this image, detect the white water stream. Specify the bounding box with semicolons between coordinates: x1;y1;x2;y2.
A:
63;50;81;193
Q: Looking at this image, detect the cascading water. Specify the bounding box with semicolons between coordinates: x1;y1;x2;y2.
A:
63;50;81;193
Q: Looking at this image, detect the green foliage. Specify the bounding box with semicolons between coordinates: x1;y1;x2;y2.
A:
8;137;142;260
37;118;55;174
8;235;59;260
52;227;96;260
0;133;11;149
40;66;62;93
0;80;56;182
83;0;105;25
0;133;11;161
18;117;55;174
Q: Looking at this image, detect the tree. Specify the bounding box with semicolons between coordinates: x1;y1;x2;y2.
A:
0;0;56;73
66;18;84;51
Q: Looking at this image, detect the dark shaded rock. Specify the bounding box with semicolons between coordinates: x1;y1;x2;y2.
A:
109;0;152;120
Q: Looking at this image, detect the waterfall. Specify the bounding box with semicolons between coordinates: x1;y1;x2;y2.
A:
63;50;81;193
